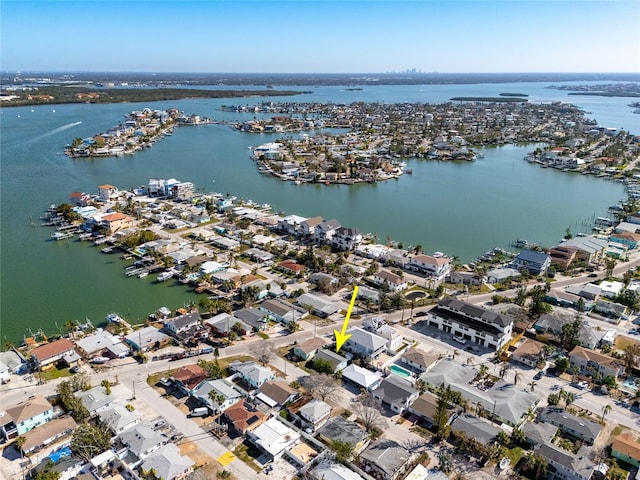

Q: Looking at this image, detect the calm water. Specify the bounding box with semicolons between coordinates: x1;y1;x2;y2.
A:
1;82;636;344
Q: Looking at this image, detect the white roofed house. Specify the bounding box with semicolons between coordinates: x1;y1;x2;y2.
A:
343;327;388;360
247;417;300;461
341;364;384;391
296;293;339;318
140;443;194;480
277;214;308;236
229;360;275;389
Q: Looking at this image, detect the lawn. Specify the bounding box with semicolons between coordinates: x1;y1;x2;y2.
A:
232;442;262;472
41;367;71;381
615;335;640;350
505;446;525;466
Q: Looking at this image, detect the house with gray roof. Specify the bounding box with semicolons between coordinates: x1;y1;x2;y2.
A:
317;416;369;454
256;380;299;409
522;421;559;447
296;293;339;318
419;359;475;388
75;330;129;360
290;399;331;431
538;406;602;445
535;443;597;480
205;312;251;336
162;311;202;338
512;249;551;275
310;461;366;480
400;348;440;373
229;361;275;389
0;350;24;382
190;378;244;413
116;422;168;464
292;337;326;361
124;326;171;352
408;392;458;429
450;414;499;445
371;375;419;414
424;298;514;351
313;349;348;373
558;236;608;265
232;308;268;331
359;439;414;480
259;298;306;324
77;385;115;415
98;404;140;435
140;443;194;480
343;327;388;359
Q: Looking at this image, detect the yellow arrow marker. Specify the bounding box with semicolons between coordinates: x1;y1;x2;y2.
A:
335;285;359;352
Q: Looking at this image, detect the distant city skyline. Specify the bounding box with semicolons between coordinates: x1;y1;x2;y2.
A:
2;1;639;74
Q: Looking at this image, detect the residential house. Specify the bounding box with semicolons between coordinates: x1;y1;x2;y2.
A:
313;349;348;373
314;219;342;244
229;361;275;389
300;216;324;238
341;364;384;391
74;329;129;360
277;215;309;236
140;443;195;480
210;236;240;250
296;293;339;318
371;375;419;414
538;407;602;445
124;326;171;352
373;270;409;292
98;404;141;435
255;380;300;409
549;245;580;271
383;249;411;269
450;414;500;445
558;236;608;266
162;311;203;339
408;392;458;429
0;396;55;439
19;416;77;455
512;249;551;275
594;299;628;319
290;398;331;431
292;337;326;361
486;267;521;284
424;298;514;351
408;254;451;279
205;313;250;337
77;385;115;415
232;308;268;331
101;212;134;234
511;338;545;368
317;416;369;454
521;421;559;447
599;280;625;298
69;191;91;206
310;461;366;480
97;184;118;201
0;350;25;382
171;364;207;394
190;378;244;413
331;227;363;251
342;327;388;360
569;346;625;379
446;271;482;286
116;422;168;463
535;443;597;480
223;400;268;435
359;438;414;480
30;338;78;369
400;348;440;373
375;324;404;352
259;298;306;324
247;417;300;461
611;433;640;468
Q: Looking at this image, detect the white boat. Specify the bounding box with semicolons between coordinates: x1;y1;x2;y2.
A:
91;356;110;364
156;269;176;282
138;271;149;278
499;457;511;470
51;231;74;240
106;312;124;323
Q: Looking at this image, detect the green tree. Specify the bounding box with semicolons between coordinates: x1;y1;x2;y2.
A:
555;357;570;374
602;404;612;422
71;424;111;462
101;379;112;395
434;384;453;440
312;358;335;375
496;430;510;447
331;440;354;463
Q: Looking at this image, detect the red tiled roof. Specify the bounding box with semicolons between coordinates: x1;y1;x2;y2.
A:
31;338;75;362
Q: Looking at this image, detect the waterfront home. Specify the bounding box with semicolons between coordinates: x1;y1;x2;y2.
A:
510;338;545;368
569;345;625;379
341;364;384;391
424;297;514;351
277;214;309;235
611;433;640;468
539;406;602;444
0;350;24;382
258;299;308;325
359;438;414;480
313;219;342;244
486;267;521;284
535;443;598;480
291;337;326;361
512;249;551;276
549;245;580;271
232;308;268;331
190;378;244;413
610;231;640;250
289;398;331;431
383;248;411;268
371;375;419;414
204;313;250;337
373;270;408;292
98;404;141;435
19;416;77;455
98;184;119;201
140;443;194;480
0;395;55;439
255;380;300;409
317;416;369;454
124;326;171;352
30;338;79;370
331;227;363;251
101;212;134;234
408;254;451;279
446;270;482;286
342;327;388;360
74;329;129;360
313;349;348;373
558;236;608;266
69;191;92;206
229;361;275;389
300;216;324;238
162;311;203;339
223;400;268;435
247;417;300;461
356;243;392;259
296;293;339;318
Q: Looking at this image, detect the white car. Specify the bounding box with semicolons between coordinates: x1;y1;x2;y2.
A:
453;336;467;345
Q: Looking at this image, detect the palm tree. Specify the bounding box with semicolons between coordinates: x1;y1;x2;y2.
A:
101;379;112;395
478;364;489;380
513;371;522;385
601;404;612;422
15;435;26;458
208;391;226;414
499;362;510;379
528;381;537;392
563;391;576;409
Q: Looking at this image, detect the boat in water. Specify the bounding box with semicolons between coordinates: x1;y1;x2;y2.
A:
106;312;125;324
156;269;177;282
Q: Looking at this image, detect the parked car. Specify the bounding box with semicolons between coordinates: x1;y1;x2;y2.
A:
533;371;543;380
453;335;467;345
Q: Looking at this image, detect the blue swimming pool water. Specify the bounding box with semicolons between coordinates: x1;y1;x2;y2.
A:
389;364;412;378
49;446;72;463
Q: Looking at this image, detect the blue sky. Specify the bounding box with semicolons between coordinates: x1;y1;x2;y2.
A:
2;1;639;73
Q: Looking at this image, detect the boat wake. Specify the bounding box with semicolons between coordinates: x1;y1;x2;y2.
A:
25;121;83;145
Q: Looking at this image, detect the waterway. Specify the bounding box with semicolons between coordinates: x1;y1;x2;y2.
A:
1;81;636;344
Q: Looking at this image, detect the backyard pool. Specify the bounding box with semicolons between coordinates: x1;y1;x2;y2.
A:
389;364;412;379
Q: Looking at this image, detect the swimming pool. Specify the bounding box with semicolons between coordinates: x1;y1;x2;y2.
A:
389;364;412;379
49;446;72;463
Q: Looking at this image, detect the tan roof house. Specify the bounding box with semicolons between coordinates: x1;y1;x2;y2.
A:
101;212;134;234
569;345;625;379
511;339;545;368
612;433;640;467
